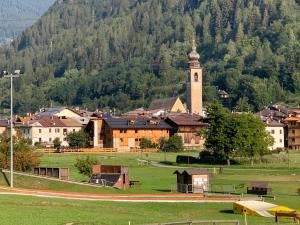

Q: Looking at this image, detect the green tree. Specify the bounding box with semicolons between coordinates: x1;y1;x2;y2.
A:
204;102;234;165
53;137;61;149
204;103;273;165
74;156;99;177
140;138;157;149
66;130;88;148
0;132;40;172
160;135;184;152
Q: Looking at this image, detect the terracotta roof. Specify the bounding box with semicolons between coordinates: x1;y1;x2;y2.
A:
174;169;209;175
61;118;82;127
166;114;207;126
148;97;178;111
16;116;82;127
284;117;300;122
104;118;172;129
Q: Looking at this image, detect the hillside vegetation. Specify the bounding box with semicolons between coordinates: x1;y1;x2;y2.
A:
0;0;54;44
0;0;300;113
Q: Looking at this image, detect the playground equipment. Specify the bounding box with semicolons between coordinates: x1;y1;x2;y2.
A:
233;201;296;218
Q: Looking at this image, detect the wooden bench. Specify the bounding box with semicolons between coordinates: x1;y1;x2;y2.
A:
129;180;141;187
275;212;300;224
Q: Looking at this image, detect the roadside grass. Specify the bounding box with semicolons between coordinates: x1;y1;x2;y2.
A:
0;194;290;225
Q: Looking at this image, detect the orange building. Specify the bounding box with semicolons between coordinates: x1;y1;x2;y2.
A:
103;118;171;151
284;117;300;150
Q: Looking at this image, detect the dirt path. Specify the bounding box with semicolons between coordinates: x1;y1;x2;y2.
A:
0;186;239;203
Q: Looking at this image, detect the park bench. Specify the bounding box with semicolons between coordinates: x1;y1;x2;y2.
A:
129;180;141;187
275;211;300;224
247;181;272;195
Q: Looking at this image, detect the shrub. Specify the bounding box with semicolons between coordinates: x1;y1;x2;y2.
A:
53;137;61;148
140;138;157;149
160;135;184;152
74;156;99;177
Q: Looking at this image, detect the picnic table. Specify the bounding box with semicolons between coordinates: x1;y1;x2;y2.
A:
129;180;141;187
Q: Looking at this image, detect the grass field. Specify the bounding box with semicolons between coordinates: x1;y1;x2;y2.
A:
0;151;299;225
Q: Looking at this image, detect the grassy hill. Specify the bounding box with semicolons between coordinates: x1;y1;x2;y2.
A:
0;0;300;113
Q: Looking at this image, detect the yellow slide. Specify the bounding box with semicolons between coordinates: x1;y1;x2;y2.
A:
233;201;297;217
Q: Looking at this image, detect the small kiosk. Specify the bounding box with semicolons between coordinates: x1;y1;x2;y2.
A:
174;169;209;193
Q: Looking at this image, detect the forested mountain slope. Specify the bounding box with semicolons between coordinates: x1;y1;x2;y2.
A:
0;0;300;114
0;0;55;45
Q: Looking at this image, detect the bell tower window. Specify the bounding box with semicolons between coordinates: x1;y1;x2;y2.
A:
194;73;198;82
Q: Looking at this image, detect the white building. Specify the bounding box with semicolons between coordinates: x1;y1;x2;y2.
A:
16;116;83;147
265;120;285;150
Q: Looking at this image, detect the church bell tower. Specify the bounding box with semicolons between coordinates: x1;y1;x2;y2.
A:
187;40;202;115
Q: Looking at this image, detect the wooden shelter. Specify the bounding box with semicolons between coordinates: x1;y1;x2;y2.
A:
33;167;69;180
174;169;209;193
90;165;129;189
247;181;271;195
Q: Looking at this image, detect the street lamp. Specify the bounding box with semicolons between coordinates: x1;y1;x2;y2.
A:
3;69;22;188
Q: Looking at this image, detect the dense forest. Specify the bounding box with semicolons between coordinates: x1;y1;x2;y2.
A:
0;0;300;114
0;0;54;45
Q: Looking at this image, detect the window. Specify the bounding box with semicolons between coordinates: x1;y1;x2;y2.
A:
135;130;138;133
292;138;295;142
280;130;282;134
120;129;127;133
55;128;60;133
120;138;124;143
280;139;282;143
292;130;295;134
271;130;275;134
49;138;52;142
73;129;75;132
39;138;42;142
49;128;52;133
63;129;67;134
194;73;198;82
39;129;42;134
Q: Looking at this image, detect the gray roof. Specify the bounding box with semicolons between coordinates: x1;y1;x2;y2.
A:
148;97;178;111
39;108;62;116
174;169;209;175
104;118;172;130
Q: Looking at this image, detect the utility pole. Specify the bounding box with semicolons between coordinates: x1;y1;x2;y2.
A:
3;69;22;188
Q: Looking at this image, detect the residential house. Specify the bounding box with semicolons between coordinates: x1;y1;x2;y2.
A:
16;116;83;147
165;114;208;150
85;118;105;147
39;107;91;125
103;118;172;151
265;120;285;150
283;117;300;150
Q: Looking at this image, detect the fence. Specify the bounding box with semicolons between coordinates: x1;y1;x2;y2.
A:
35;147;117;153
141;220;240;225
177;183;208;193
130;148;159;153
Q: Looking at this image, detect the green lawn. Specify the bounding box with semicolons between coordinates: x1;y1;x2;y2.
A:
0;195;294;225
0;151;299;225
